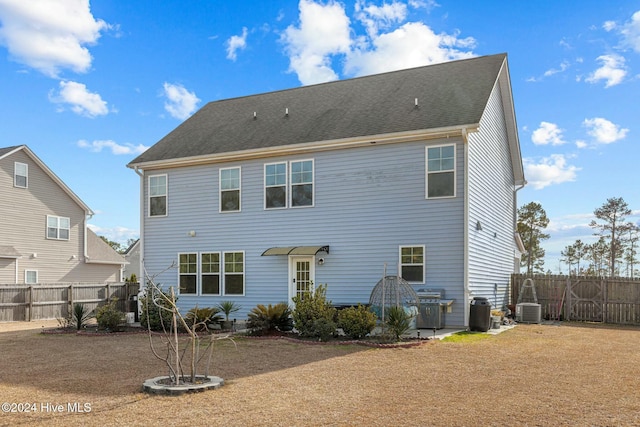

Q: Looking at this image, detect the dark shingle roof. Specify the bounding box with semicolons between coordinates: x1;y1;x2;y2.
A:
129;54;507;166
0;145;22;158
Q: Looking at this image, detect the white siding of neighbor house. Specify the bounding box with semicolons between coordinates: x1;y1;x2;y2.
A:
467;82;518;312
0;149;120;284
140;137;468;326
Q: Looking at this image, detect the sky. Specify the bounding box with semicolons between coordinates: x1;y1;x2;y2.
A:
0;0;639;273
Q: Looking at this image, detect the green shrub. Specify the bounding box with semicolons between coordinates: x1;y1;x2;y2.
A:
96;299;125;331
246;303;293;336
57;303;93;330
337;304;377;339
217;300;241;322
292;284;337;341
185;307;222;332
385;305;413;341
140;285;175;331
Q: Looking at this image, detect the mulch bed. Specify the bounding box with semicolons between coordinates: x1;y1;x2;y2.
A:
42;325;431;347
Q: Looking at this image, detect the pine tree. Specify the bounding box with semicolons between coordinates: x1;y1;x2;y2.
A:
517;202;550;274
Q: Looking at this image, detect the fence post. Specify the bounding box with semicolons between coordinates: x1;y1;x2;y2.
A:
602;278;607;323
565;277;571;321
68;284;73;318
27;285;33;322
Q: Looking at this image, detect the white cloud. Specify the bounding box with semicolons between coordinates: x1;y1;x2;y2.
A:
523;154;580;190
49;80;108;117
280;0;475;85
162;82;200;120
355;0;407;39
603;20;617;32
575;140;587;149
585;54;627;87
583;117;629;144
226;27;248;61
281;0;352;85
0;0;109;77
531;122;566;146
77;139;148;155
345;21;475;77
543;60;570;77
619;10;640;52
87;224;139;247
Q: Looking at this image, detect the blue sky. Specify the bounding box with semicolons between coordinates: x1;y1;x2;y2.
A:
1;0;638;272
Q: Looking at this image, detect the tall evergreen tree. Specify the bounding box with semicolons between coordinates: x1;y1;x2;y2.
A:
517;202;550;274
589;197;635;277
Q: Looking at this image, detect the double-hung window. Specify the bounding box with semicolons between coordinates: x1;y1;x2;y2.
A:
290;160;314;207
220;167;241;212
25;270;38;284
426;145;455;198
201;252;221;295
46;215;70;240
14;162;28;188
179;253;197;294
149;174;167;217
178;251;244;296
265;162;287;209
400;245;425;283
223;252;244;295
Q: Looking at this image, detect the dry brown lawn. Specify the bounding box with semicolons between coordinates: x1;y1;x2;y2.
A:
0;321;639;426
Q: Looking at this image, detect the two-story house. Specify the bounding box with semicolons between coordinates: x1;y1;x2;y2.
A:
0;145;126;284
127;53;525;327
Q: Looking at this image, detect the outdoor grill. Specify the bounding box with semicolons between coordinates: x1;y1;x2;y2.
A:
415;289;454;329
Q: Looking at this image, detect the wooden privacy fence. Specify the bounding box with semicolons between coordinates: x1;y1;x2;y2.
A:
511;274;640;325
0;282;140;322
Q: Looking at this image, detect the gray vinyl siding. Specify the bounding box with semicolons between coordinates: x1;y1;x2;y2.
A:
0;149;119;284
467;82;517;311
141;138;468;326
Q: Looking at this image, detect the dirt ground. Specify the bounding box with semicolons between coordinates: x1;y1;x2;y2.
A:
0;320;639;426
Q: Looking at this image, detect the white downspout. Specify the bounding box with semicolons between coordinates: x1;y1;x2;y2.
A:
84;211;94;263
133;166;144;288
462;128;471;327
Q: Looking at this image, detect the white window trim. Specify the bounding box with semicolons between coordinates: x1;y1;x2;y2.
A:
219;167;241;213
178;252;198;295
425;144;456;199
399;245;426;284
148;174;168;217
46;215;70;241
264;162;288;210
289;159;315;208
25;270;38;284
201;252;221;296
14;162;28;188
223;250;245;296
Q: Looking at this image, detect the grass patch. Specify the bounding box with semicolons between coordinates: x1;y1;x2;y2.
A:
440;331;492;343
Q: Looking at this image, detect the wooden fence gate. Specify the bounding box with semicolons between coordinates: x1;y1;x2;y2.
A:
511;274;640;325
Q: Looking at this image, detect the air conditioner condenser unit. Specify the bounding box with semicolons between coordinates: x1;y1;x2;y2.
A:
516;303;541;324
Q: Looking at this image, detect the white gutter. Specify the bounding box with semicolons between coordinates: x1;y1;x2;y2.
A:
127;125;479;171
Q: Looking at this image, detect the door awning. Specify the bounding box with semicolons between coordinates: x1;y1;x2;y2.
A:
261;246;329;256
0;246;22;258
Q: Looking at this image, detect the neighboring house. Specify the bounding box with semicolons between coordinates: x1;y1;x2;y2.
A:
0;145;126;284
127;53;526;327
123;239;140;282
